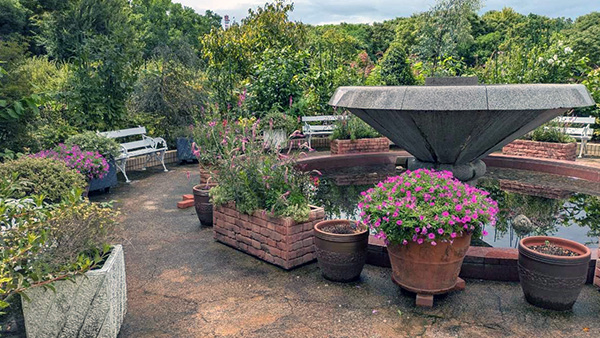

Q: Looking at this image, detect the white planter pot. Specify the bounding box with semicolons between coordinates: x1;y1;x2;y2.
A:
263;129;287;149
21;245;127;338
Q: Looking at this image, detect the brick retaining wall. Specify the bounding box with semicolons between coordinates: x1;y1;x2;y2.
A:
213;203;325;269
502;139;576;161
499;180;572;199
125;149;178;171
331;137;390;155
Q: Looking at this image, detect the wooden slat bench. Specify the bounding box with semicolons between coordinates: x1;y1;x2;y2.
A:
99;126;168;183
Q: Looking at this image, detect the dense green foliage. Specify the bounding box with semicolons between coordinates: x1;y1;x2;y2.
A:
1;0;600;153
65;131;121;158
330;115;380;140
0;157;87;202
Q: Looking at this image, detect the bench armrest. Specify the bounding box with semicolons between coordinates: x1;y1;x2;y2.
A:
142;135;168;150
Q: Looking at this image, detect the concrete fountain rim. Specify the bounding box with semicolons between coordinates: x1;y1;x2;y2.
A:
329;84;595;111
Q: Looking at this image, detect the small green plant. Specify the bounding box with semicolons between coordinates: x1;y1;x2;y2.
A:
65;131;121;159
258;110;298;135
330;114;380;140
0;157;86;202
525;125;576;143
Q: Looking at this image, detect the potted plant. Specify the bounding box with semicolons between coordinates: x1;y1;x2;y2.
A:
0;176;125;337
259;111;297;150
32;144;110;196
502;124;577;161
330;114;389;155
518;236;591;310
193;182;217;226
65;131;121;192
209;119;324;269
358;169;498;306
313;219;369;282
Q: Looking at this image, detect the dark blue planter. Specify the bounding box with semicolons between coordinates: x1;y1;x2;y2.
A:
89;159;118;193
177;137;197;162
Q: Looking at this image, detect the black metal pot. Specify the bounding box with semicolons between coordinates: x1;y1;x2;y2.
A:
193;183;217;226
518;236;591;310
314;219;369;282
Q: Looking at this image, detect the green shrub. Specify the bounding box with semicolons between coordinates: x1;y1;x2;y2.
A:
258;110;298;135
65;131;121;158
0;157;86;202
330;114;380;140
526;126;576;143
0;186;118;314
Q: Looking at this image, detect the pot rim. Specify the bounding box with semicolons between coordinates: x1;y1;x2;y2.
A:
314;219;368;237
193;183;218;192
519;236;591;260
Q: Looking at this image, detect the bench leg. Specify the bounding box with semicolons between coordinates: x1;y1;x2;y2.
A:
579;140;587;158
142;153;152;170
308;134;312;149
159;150;168;172
115;159;131;183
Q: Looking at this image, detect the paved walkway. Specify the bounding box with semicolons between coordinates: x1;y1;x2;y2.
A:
92;164;600;338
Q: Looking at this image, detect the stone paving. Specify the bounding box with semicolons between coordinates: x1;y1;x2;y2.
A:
90;164;600;338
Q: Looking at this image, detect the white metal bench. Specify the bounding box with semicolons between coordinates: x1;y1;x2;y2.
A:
99;126;168;183
552;115;595;158
301;115;347;148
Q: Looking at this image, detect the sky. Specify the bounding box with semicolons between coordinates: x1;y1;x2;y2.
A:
173;0;599;25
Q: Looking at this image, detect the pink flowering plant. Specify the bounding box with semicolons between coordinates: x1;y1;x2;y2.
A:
31;144;109;180
358;169;498;246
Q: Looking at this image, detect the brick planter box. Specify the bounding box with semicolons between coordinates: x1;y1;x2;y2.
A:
330;137;389;155
502;139;577;161
213;203;325;269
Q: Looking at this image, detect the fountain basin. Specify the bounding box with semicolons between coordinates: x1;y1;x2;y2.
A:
329;84;595;180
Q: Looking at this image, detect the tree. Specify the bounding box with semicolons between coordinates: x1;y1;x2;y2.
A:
566;12;600;67
379;43;416;86
0;0;28;38
414;0;482;75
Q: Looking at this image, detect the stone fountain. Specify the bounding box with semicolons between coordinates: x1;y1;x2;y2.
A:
329;78;595;181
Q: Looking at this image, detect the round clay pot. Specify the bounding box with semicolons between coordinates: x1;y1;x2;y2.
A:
387;233;471;294
518;236;591;310
193;183;217;226
314;219;369;282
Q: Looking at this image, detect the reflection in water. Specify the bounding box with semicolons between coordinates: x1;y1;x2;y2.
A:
312;172;600;248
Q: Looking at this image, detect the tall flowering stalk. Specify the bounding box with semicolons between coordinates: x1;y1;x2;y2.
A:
358;169;498;246
31;144;109;180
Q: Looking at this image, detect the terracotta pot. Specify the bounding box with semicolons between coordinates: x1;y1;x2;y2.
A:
518;236;591;310
387;233;471;294
193;183;217;226
314;220;369;282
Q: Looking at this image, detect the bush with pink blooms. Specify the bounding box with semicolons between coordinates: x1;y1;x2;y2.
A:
32;144;109;180
358;169;498;246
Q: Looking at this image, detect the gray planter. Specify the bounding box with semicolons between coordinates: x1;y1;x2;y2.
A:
21;245;127;338
176;137;197;162
88;159;118;193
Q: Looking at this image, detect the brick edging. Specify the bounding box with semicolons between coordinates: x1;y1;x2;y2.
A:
502;139;577;161
125;149;178;171
330;137;390;155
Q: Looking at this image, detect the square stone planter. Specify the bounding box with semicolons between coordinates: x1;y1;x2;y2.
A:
330;137;390;155
502;139;577;161
176;137;197;162
213;203;325;269
21;245;127;338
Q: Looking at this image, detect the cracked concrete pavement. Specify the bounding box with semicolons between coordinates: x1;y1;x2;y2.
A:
90;164;600;338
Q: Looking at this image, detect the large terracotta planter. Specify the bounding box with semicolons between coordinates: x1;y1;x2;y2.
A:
502;139;577;161
330;137;389;155
193;183;217;226
387;233;471;294
314;220;369;282
518;236;591;310
213;203;325;269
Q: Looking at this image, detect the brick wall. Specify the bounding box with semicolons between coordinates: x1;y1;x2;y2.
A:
502;139;577;161
331;137;390;155
213;203;325;269
125;149;178;171
595;250;599;288
499;180;572;199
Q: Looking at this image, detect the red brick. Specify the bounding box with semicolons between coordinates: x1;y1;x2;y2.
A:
302;237;314;248
182;194;194;201
266;238;277;248
251;239;261;249
177;200;194;209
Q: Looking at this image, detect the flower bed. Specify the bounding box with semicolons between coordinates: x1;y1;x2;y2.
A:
213;203;325;269
502;139;577;161
331;137;390;155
